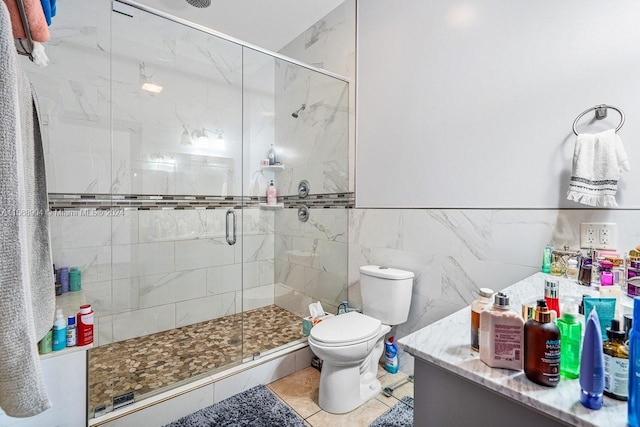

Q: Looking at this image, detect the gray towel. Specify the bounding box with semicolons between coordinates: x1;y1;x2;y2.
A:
0;1;55;418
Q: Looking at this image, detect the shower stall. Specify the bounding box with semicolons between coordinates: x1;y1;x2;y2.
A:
27;0;350;420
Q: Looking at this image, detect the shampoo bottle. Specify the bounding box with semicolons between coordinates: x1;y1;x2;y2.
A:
557;305;581;379
470;288;494;352
267;144;277;165
52;309;67;351
629;297;640;426
580;307;604;410
524;299;560;386
479;292;523;370
266;180;277;205
603;319;628;401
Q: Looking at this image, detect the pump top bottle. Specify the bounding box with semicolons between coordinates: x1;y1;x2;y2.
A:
557;305;581;379
524;299;560;387
479;292;523;371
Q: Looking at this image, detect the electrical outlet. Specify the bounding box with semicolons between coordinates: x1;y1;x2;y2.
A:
580;222;617;250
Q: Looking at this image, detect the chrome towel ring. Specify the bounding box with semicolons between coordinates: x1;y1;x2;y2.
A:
572;104;625;136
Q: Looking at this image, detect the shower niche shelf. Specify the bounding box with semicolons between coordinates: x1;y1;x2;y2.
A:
259;203;284;209
260;164;284;171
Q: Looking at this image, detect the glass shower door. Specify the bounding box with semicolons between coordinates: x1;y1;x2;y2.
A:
86;1;246;417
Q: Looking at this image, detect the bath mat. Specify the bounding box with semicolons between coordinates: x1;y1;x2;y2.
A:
369;396;414;427
164;384;305;427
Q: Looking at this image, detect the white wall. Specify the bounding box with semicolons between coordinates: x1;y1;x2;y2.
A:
352;0;640;373
356;0;640;208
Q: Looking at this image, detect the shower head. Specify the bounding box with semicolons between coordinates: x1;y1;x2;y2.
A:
291;104;306;118
186;0;211;8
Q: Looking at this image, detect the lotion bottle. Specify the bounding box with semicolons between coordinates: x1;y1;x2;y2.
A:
479;292;523;370
524;299;560;387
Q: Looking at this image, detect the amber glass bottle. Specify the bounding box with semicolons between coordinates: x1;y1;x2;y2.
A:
524;299;561;387
603;319;629;400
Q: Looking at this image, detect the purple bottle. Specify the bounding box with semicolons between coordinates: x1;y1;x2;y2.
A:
59;267;69;293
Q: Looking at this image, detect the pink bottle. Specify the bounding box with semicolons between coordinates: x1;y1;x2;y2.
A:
479;292;524;371
266;180;277;205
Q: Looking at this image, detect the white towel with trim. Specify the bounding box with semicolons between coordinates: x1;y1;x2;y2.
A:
567;128;631;207
0;1;55;418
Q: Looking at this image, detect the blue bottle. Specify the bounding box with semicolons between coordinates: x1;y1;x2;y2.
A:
580;307;604;410
629;297;640;426
52;309;67;351
384;336;398;374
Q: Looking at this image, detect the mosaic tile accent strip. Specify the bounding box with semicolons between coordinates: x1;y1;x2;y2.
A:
284;192;354;209
48;192;354;210
88;305;305;415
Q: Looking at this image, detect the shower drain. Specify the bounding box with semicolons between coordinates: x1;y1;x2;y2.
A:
228;339;241;345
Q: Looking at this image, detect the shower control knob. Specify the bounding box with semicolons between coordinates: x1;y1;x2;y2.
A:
298;180;310;198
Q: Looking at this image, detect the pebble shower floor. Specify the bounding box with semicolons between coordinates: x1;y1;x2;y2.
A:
89;305;305;414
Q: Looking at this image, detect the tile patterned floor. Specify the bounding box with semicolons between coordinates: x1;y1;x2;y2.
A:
268;365;414;427
89;305;304;413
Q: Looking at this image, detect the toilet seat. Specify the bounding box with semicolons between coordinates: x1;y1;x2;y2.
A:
310;312;382;346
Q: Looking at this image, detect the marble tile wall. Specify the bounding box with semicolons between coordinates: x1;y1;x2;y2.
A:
278;0;356;194
270;0;353;318
274;208;349;317
349;208;640;373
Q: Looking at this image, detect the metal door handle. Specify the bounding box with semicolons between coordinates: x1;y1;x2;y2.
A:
226;209;237;245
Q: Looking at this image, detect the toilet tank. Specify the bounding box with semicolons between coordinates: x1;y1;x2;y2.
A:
360;265;414;326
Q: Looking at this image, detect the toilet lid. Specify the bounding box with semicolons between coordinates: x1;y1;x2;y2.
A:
310;312;381;344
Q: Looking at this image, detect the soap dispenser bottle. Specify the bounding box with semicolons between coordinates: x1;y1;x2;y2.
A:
524;299;560;387
557;304;582;379
479;292;523;370
266;180;277;205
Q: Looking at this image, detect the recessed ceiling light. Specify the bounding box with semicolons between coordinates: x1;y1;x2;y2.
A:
142;82;163;93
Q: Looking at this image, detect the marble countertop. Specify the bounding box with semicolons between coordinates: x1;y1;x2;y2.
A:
398;272;628;427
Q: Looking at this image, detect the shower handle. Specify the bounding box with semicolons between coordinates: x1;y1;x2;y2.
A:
225;209;237;245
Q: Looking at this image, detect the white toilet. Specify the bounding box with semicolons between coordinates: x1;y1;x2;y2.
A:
308;265;414;414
